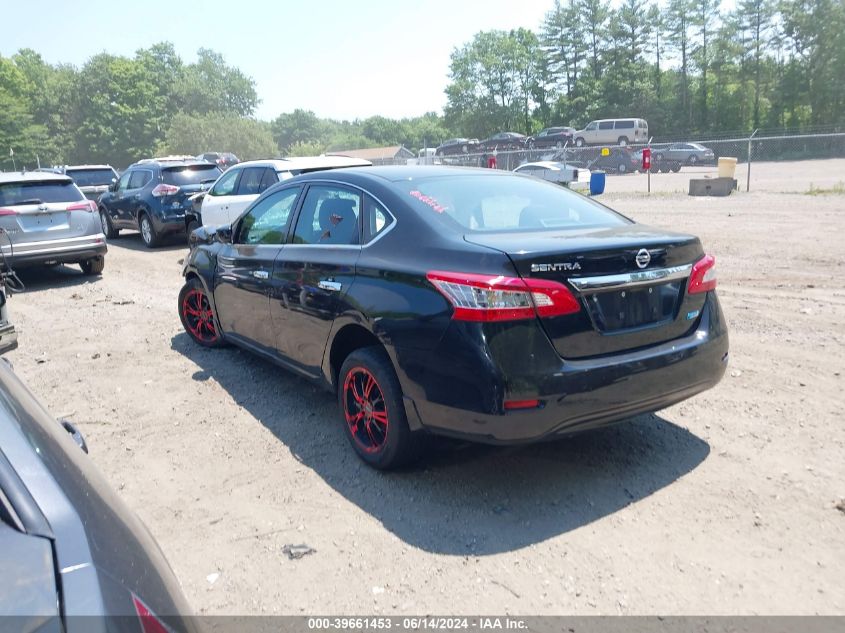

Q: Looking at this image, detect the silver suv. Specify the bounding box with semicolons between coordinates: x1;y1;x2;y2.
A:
0;171;107;274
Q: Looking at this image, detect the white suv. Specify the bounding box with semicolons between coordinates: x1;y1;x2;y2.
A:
199;156;371;227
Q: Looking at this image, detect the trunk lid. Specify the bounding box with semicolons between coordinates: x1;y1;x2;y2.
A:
465;224;708;359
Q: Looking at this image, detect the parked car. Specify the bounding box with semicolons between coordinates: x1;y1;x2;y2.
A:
434;138;480;156
98;158;221;247
527;127;575;149
583;146;641;173
179;166;728;469
513;161;590;191
0;345;198;628
479;132;528;151
198;156;371;229
197;152;240;170
0;171;106;274
652;143;715;166
60;164;120;201
573;118;649;147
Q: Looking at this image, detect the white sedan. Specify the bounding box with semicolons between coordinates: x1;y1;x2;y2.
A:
199;156;371;227
513;161;591;191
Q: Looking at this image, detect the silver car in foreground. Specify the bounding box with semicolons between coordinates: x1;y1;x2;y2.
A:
0;171;107;274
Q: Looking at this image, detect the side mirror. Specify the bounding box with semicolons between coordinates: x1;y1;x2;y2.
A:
109;178;118;192
215;226;233;244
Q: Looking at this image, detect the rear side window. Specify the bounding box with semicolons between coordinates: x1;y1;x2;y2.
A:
65;168;117;187
363;195;394;243
398;175;628;233
615;120;635;129
163;165;221;186
236;167;265;196
292;185;361;246
259;168;278;193
0;181;84;206
598;121;614;130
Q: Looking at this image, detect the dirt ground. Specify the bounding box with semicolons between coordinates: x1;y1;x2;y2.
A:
7;159;845;615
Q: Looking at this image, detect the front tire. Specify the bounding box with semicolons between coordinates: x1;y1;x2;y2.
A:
618;162;628;174
178;278;224;348
80;257;105;275
99;209;118;239
338;347;421;470
617;136;629;146
575;137;585;147
139;213;160;248
688;155;699;166
186;219;199;245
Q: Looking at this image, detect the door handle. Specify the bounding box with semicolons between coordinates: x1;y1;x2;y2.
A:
252;270;269;280
318;280;342;292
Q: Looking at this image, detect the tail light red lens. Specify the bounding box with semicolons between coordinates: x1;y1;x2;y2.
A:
504;399;541;410
688;254;717;294
427;270;580;322
132;595;171;633
0;208;18;216
151;184;180;197
66;201;96;212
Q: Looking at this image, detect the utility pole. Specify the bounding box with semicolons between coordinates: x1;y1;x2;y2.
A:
746;129;758;192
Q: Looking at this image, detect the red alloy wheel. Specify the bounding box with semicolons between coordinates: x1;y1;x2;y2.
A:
181;288;219;344
343;367;389;453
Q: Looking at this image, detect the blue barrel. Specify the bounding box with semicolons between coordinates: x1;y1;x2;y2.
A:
590;170;606;195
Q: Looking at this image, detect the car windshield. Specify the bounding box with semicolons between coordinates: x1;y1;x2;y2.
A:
65;168;116;187
398;174;628;233
0;181;84;206
162;165;221;185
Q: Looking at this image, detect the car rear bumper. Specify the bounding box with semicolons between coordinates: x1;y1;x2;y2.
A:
3;234;107;267
397;291;729;443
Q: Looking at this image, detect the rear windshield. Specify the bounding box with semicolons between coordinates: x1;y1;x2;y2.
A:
65;168;116;187
0;181;84;206
162;165;221;186
398;175;628;233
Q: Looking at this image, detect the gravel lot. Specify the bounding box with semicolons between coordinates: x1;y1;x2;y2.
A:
7;160;844;615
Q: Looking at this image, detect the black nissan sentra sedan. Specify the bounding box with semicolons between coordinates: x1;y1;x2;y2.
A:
180;166;728;469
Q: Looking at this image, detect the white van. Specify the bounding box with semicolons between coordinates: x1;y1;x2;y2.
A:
573;119;648;147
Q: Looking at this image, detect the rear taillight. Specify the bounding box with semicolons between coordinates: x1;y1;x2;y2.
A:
132;595;171;633
67;201;96;212
688;254;717;294
427;270;580;322
0;208;17;216
151;184;180;197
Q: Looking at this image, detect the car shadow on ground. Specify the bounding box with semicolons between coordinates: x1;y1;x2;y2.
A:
11;265;103;292
171;332;710;555
106;232;188;253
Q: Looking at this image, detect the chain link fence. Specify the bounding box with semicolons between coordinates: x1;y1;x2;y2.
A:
394;132;845;191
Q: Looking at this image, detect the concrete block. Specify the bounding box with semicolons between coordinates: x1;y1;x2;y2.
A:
688;177;738;196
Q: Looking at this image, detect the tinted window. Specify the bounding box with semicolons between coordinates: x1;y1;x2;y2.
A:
116;172;131;192
0;181;84;206
292;185;360;246
599;121;614;130
236;167;265;196
128;170;151;189
259;168;278;193
398;175;628;233
615;120;635;129
210;168;240;196
237;187;301;245
363;195;394;243
64;168;116;187
162;165;220;186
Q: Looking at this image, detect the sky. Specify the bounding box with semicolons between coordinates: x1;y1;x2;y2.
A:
1;0;552;122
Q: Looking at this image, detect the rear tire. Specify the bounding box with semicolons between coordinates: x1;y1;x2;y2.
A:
617;136;629;146
139;213;160;248
671;162;682;173
80;257;105;276
99;209;118;239
178;278;224;348
186;219;199;245
618;162;628;174
338;346;422;470
688;155;699;166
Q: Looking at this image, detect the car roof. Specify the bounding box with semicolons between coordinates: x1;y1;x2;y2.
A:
292;165;512;184
0;171;73;184
233;156;373;171
63;164;115;170
128;158;212;169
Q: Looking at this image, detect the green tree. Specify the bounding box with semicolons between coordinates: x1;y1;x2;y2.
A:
161;112;277;160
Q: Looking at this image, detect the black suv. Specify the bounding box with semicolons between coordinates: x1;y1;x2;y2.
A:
197;152;240;170
98;159;221;247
